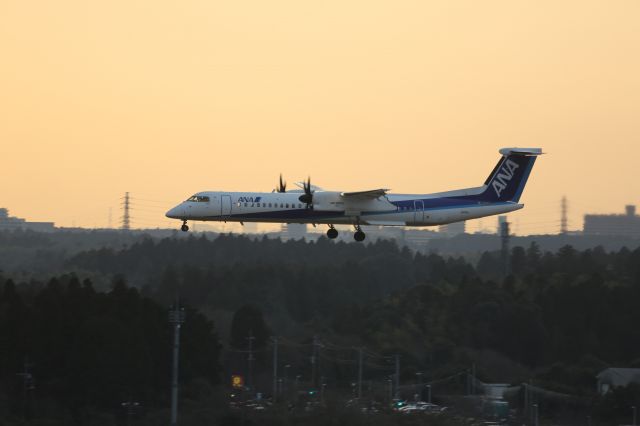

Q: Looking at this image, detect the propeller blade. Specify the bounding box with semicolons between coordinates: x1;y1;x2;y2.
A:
277;174;287;193
298;176;314;208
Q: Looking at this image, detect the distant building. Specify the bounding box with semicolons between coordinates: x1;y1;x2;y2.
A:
584;205;640;236
0;208;55;232
281;223;307;240
596;368;640;394
243;222;258;234
439;221;466;236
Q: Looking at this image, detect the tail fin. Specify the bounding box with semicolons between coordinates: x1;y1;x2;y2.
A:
479;148;542;203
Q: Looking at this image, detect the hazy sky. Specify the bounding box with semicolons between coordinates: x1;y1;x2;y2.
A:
1;1;638;233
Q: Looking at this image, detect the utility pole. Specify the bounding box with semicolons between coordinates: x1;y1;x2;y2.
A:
561;196;568;234
169;302;185;426
320;376;326;403
528;380;535;426
523;382;528;420
311;335;319;388
357;347;364;401
17;357;35;423
471;363;476;395
247;330;255;392
394;354;400;399
272;337;278;403
499;216;511;277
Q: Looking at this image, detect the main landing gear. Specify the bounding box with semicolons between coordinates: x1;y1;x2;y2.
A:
327;224;365;241
181;221;189;232
326;226;338;239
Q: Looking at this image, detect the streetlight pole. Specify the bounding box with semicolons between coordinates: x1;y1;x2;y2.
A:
533;403;539;426
427;384;432;404
633;405;637;426
415;372;422;401
394;354;400;399
357;347;363;401
272;336;278;403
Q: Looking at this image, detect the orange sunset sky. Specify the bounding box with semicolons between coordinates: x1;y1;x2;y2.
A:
1;1;639;234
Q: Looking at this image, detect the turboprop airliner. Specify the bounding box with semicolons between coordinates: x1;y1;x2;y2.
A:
166;147;542;241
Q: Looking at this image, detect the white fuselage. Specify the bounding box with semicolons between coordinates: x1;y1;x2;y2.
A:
165;188;523;227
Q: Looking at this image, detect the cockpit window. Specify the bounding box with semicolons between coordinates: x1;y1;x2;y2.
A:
186;195;210;202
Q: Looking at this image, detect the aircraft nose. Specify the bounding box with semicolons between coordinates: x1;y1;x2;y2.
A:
165;205;184;219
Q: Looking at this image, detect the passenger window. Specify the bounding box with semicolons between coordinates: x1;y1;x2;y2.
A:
286;204;289;208
280;203;283;208
298;204;302;208
244;203;248;207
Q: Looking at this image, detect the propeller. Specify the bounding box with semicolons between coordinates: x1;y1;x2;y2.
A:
276;174;287;193
298;176;314;209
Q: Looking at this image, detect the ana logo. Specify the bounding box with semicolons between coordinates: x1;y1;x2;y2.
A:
238;196;262;203
492;159;519;197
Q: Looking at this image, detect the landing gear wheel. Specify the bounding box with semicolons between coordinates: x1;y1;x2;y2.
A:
181;222;189;232
327;228;338;239
354;230;365;242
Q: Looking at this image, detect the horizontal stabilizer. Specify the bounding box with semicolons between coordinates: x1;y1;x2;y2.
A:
498;147;543;156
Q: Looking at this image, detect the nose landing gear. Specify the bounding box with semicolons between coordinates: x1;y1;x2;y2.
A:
181;221;189;232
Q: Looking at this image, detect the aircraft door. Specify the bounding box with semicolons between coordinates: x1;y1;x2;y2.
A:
221;195;232;217
414;200;425;223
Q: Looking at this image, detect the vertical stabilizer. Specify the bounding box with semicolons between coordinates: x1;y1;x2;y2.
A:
480;148;542;203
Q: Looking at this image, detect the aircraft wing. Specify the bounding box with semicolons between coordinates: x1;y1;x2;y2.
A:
341;189;389;199
294;182;324;191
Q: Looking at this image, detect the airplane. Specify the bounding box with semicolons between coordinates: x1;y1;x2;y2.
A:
166;147;542;241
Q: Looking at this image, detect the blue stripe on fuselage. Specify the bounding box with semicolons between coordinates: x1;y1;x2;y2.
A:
206;197;511;221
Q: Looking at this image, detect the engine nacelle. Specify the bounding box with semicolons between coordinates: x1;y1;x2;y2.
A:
310;191;345;211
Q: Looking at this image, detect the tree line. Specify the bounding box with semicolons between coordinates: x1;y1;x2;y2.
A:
2;234;640;424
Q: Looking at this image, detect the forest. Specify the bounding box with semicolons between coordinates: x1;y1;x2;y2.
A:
1;231;640;425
